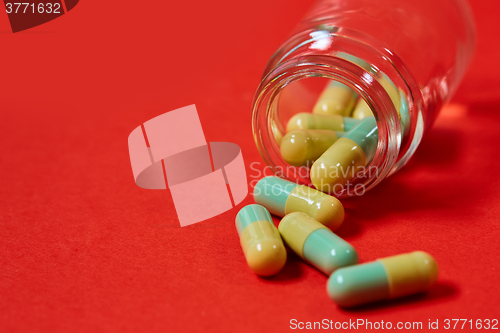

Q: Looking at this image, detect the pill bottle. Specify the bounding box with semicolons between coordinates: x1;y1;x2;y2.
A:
251;0;476;197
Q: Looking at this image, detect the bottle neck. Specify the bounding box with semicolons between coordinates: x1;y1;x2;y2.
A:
252;29;425;197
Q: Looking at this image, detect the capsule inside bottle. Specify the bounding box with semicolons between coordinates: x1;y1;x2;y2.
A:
310;116;378;192
312;81;358;116
286;113;358;133
280;129;343;167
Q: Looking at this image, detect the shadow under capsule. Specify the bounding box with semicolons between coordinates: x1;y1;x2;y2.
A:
259;253;305;282
336;280;459;313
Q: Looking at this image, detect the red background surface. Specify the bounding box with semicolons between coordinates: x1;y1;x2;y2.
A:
1;0;499;332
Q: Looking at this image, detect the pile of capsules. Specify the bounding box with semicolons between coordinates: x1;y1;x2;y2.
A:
235;79;437;308
279;80;409;191
277;52;411;191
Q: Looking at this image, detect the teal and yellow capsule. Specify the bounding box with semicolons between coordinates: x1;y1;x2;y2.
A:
310;116;378;192
375;74;411;139
332;53;410;140
235;204;287;276
278;212;358;275
327;251;439;307
398;89;410;139
313;81;358;116
286;113;358;133
352;92;409;137
333;52;375;119
280;129;344;167
254;176;344;231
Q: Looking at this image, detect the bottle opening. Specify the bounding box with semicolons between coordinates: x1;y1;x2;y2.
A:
252;50;422;197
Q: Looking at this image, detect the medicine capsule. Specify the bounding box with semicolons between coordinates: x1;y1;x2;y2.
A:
235;204;287;276
327;251;438;308
333;52;410;138
254;176;344;231
351;99;373;119
352;91;409;132
398;89;410;139
312;81;358;116
286;113;358;133
380;74;401;113
310;116;378;192
280;130;344;167
278;212;358;275
378;75;412;140
377;75;413;139
351;90;409;139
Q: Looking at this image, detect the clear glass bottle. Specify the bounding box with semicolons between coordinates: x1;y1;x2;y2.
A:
252;0;476;197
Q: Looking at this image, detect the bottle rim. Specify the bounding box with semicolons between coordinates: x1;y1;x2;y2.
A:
251;30;424;197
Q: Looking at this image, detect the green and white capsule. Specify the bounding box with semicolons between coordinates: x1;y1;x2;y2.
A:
310;116;378;192
235;204;287;276
327;251;439;308
254;176;344;231
278;212;358;275
286;113;358;133
280;129;344;167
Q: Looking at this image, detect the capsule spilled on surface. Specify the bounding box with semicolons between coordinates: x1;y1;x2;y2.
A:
235;204;287;276
254;176;344;231
279;212;358;275
327;251;439;307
